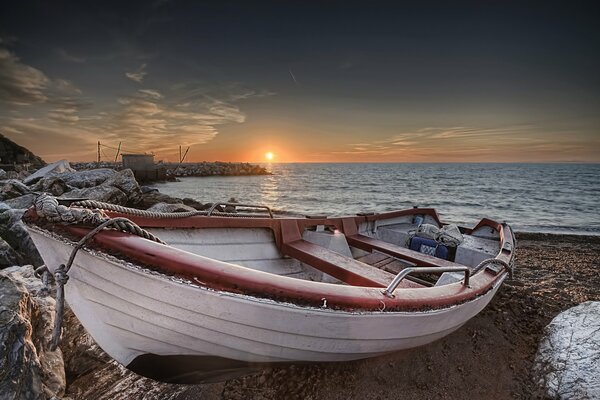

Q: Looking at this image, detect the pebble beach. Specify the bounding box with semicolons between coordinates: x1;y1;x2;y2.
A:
58;233;600;400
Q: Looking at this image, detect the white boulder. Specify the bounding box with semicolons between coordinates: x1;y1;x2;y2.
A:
534;301;600;399
23;159;75;185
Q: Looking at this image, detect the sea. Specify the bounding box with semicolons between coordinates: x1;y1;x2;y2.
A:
155;163;600;235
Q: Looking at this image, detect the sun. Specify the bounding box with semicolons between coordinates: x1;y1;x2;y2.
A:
265;152;274;161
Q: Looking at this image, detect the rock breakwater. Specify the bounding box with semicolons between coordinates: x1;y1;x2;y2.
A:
70;161;270;180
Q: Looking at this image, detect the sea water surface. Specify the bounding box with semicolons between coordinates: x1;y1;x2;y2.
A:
155;163;600;235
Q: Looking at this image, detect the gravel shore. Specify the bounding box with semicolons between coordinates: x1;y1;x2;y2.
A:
62;232;600;400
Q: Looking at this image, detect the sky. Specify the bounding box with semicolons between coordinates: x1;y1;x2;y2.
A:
0;1;599;163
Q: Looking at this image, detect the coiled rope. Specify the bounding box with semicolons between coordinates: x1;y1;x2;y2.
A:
72;199;272;219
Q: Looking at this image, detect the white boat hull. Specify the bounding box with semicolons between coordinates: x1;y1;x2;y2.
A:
30;228;505;383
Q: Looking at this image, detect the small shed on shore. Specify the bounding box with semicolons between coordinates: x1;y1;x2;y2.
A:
122;153;165;182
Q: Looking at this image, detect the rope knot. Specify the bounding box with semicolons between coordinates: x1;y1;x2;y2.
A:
54;266;69;286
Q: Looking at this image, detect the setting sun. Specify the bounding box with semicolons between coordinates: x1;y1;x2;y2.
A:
265;152;274;161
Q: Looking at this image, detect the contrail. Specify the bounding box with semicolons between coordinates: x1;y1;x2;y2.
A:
289;68;298;85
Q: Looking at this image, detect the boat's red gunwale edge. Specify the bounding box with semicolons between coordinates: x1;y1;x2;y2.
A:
49;208;514;312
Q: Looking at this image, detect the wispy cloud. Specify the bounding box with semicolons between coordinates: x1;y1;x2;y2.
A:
0;47;50;105
329;124;581;161
138;89;162;99
56;48;86;63
99;89;249;151
0;44;275;161
125;63;147;83
423;125;536;140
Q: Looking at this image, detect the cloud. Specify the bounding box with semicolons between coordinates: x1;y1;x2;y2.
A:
424;125;535;140
56;48;86;63
331;124;549;160
47;110;80;123
0;46;88;125
99;89;248;152
138;89;162;99
0;36;17;46
0;47;50;105
125;63;147;83
0;46;271;160
53;78;82;95
2;117;99;159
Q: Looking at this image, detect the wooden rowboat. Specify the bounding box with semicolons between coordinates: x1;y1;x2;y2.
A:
25;201;515;383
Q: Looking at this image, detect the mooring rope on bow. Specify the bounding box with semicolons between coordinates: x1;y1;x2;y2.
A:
33;194;167;350
72;199;273;219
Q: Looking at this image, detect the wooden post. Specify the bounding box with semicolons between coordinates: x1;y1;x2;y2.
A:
114;141;122;162
181;146;190;163
97;141;101;164
179;145;182;163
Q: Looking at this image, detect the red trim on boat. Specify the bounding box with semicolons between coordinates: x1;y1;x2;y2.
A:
57;209;513;312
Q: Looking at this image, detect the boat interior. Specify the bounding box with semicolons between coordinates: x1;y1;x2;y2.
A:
131;208;507;290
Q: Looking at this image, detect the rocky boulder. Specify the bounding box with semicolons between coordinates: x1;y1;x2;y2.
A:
30;176;69;196
56;168;116;189
102;169;141;203
147;202;197;213
136;191;184;209
182;197;211;210
22;159;74;185
0;202;44;267
4;193;37;210
0;265;65;399
534;301;600;399
0;179;31;200
62;169;141;206
63;185;128;205
0;236;23;268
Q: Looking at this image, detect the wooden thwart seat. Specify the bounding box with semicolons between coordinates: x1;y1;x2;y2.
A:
281;240;396;287
346;234;464;269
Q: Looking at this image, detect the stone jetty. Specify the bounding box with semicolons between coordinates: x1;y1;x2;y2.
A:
71;161;270;181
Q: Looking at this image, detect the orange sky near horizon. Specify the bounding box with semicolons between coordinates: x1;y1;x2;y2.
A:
1;3;599;164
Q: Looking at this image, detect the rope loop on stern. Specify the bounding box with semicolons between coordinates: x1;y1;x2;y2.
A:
33;194;166;350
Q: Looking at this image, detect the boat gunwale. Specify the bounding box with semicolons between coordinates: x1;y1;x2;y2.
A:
27;207;514;312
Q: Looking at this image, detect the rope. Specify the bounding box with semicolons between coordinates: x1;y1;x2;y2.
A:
472;258;511;275
49;217;165;350
72;199;272;219
33;194;167;350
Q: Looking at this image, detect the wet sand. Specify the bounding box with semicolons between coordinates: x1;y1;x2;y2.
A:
64;233;600;400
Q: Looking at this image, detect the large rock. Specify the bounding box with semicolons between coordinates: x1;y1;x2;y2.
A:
5;193;37;210
0;179;31;200
0;202;44;267
0;236;23;268
0;265;65;399
61;169;140;206
30;176;69;196
147;202;197;213
56;168;116;189
534;301;600;399
137;191;184;209
63;185;128;205
102;169;141;202
23;159;74;185
182;197;211;210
